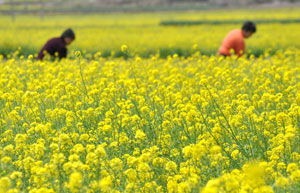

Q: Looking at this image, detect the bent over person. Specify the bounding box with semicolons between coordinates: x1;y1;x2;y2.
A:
38;28;75;60
218;21;256;57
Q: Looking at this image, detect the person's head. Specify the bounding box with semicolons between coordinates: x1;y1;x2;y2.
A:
61;28;75;45
242;21;256;38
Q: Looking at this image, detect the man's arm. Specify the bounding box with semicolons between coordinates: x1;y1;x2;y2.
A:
235;39;245;57
38;41;51;60
38;49;45;60
59;47;67;59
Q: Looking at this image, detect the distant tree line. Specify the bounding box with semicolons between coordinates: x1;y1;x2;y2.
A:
1;0;300;5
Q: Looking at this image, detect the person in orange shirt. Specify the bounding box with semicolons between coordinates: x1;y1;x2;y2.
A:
218;21;256;57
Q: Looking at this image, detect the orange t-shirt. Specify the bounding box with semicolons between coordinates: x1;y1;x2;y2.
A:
218;29;245;57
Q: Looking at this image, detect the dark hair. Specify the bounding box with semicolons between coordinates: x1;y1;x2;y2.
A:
242;21;256;33
61;28;75;40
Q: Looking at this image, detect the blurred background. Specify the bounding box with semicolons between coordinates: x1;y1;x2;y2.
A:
1;0;300;15
0;0;299;59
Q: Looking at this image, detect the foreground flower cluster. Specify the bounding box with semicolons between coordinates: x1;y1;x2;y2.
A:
1;50;300;192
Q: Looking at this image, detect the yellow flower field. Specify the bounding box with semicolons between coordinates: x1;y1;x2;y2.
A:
1;7;300;193
0;47;300;192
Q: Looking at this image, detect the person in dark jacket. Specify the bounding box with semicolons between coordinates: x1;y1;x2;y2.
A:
38;28;75;60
